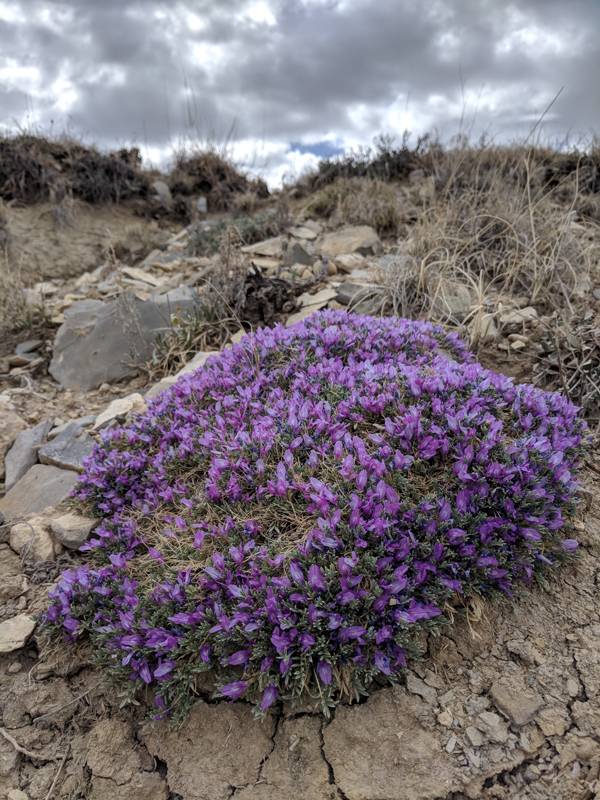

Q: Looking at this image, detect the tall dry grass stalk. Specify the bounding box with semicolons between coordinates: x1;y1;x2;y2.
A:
377;144;598;332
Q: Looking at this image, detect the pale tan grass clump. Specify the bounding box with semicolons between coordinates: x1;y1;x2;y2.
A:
0;211;36;335
303;177;402;236
378;147;597;327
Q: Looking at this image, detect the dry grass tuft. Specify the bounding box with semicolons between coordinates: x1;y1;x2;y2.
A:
302;177;402;236
377;147;597;322
534;315;600;430
0;259;39;337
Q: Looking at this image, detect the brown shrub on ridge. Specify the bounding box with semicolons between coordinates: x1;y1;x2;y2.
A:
0;135;149;204
169;149;269;213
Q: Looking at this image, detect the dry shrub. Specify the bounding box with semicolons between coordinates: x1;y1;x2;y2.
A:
169;148;269;213
534;315;600;430
303;177;401;235
188;202;291;257
297;133;425;193
0;135;149;204
378;147;596;320
147;228;297;379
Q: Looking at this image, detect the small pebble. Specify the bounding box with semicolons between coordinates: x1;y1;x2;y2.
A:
437;710;453;728
465;726;484;747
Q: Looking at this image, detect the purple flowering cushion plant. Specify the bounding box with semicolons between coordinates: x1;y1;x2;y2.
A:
46;310;586;718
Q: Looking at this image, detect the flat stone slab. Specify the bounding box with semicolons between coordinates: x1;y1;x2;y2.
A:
319;225;382;258
0;465;79;522
4;419;53;490
241;236;283;257
38;432;95;472
49;288;200;390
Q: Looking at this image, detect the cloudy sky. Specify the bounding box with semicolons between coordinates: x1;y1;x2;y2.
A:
0;0;598;184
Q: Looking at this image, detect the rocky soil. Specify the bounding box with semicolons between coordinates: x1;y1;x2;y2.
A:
1;198;600;799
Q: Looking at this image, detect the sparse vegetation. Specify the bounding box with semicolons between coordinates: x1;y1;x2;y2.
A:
0;135;149;204
297;133;425;191
187;204;290;257
169;148;269;215
147;227;298;379
377;154;594;319
302;177;401;235
535;316;600;430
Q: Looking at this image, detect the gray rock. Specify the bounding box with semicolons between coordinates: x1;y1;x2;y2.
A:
490;678;544;726
336;282;369;306
48;415;96;440
145;376;177;399
406;672;438;705
15;338;43;355
4;420;53;491
38;431;95;472
241;236;283;257
8;353;37;367
0;614;36;654
432;279;472;322
152;180;173;207
319;226;382;258
284;242;313;267
499;306;538;329
49;288;200;390
50;512;97;549
0;465;79;522
336;282;384;314
93;393;146;430
10;517;58;561
0;574;28;602
475;711;509;743
465;726;484;747
289;225;318;241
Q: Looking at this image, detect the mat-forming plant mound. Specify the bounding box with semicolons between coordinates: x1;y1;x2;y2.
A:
47;311;586;717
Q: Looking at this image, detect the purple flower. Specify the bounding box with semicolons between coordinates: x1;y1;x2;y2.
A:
561;538;579;551
260;684;279;711
227;649;251;666
308;564;327;592
154;660;175;679
220;681;248;700
289;560;304;584
316;660;332;685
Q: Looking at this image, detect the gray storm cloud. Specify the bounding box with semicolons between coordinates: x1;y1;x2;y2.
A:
0;0;598;183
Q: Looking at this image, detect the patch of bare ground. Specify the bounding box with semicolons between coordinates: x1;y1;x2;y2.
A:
2;202;174;284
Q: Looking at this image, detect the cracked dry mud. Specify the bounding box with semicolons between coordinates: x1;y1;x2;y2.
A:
1;476;599;799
